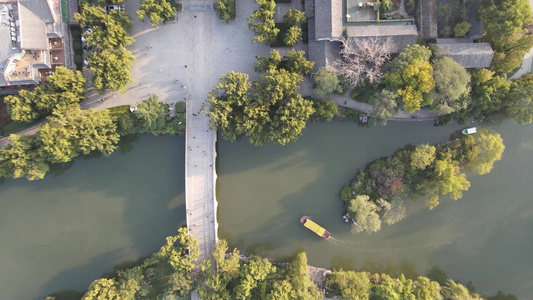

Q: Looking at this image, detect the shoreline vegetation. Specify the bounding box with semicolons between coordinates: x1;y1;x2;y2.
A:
0;66;185;181
46;231;516;300
340;127;505;234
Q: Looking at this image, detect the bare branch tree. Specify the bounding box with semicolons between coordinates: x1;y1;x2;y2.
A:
334;37;393;87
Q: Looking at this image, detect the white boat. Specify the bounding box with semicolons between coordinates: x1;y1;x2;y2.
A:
462;127;477;135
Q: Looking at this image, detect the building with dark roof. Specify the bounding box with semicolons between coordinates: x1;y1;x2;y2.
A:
346;25;419;53
305;0;418;72
0;0;67;87
435;38;494;69
417;0;437;40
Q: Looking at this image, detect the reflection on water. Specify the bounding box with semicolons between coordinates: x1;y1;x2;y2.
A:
218;121;533;298
0;135;186;300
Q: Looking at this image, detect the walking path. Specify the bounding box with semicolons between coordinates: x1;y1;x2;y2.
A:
181;2;218;262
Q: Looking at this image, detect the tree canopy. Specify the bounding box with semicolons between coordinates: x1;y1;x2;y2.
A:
430;57;471;114
248;0;279;45
341;128;505;232
4;67;86;122
207;50;315;145
74;5;135;92
136;0;177;27
479;0;533;73
313;68;342;97
38;105;120;163
214;0;236;22
74;5;134;49
384;45;435;113
0;135;49;180
87;46;135;93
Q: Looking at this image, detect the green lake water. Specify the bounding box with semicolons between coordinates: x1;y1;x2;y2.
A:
0;135;186;300
218;121;533;299
1;121;533;299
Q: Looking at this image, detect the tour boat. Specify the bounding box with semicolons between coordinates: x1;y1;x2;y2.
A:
300;215;330;239
462;127;477;135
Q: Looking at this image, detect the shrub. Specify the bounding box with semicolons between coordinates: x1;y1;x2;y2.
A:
175;101;186;113
454;21;471;37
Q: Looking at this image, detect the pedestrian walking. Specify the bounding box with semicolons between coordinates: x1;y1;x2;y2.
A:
185;65;187;68
344;101;347;105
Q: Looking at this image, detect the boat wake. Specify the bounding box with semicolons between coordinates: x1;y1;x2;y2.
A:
327;236;453;252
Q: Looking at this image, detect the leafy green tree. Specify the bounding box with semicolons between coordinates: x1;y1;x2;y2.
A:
479;0;533;73
134;95;169;134
371;89;399;126
136;0;177;27
410;144;436;170
309;99;339;122
348;195;382;234
465;128;505;175
4;67;86;122
479;0;531;48
442;280;481;299
384;45;435;113
248;0;279;45
426;153;471;209
38;105;120;163
326;270;371;300
313;68;342;96
454;21;471;37
255;49;282;73
472;70;510;118
82;278;119;300
285;49;314;75
207;60;315;145
253;68;314;145
413;276;442;300
379;0;392;13
116;267;147;299
0;135;49;180
430;57;471;114
235;256;275;299
214;0;236;22
199;240;241;300
283;9;305;27
74;5;134;49
88;46;135;93
505;75;533;123
289;252;322;300
268;280;295;300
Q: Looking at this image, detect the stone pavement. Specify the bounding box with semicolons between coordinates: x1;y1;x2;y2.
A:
181;2;218;262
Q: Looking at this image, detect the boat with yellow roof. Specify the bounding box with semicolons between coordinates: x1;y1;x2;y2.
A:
300;215;330;239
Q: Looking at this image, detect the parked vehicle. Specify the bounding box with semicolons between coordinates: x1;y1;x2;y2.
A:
105;5;123;12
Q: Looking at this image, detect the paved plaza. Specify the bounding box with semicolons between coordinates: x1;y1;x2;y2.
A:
78;0;271;261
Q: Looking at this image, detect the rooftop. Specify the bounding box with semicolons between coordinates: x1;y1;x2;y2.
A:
314;0;342;40
436;39;494;68
346;25;418;53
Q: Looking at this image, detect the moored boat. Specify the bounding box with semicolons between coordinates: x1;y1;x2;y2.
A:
462;127;477;135
300;215;330;239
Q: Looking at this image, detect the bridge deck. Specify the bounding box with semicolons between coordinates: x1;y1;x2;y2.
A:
183;6;217;262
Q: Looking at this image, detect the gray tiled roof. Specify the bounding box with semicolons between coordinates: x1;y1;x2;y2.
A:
314;0;342;40
308;40;340;72
18;4;48;50
305;0;314;18
436;40;494;68
346;25;418;53
418;0;437;39
18;0;54;23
